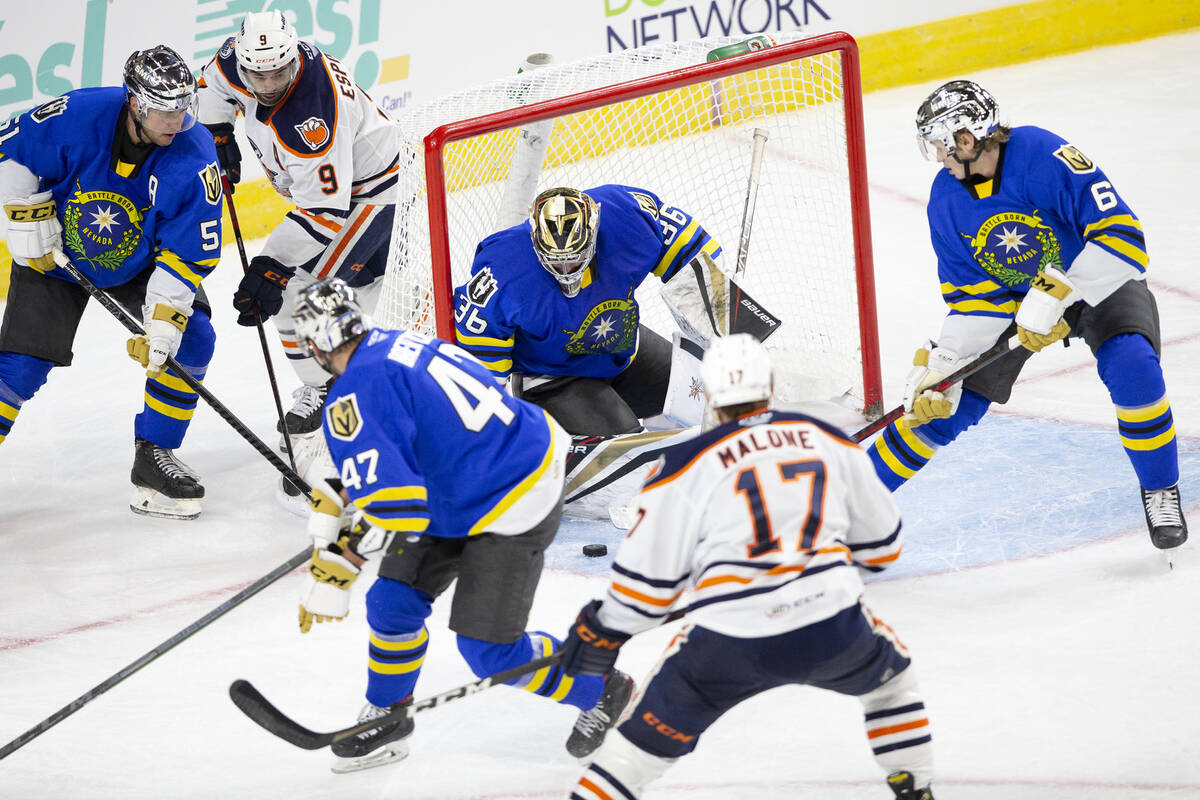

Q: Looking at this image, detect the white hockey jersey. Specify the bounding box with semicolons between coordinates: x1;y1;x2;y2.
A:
597;409;903;639
197;39;402;273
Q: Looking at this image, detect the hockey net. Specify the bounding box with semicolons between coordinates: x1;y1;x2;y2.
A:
376;31;881;414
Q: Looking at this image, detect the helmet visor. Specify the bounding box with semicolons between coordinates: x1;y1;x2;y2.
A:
237;61;299;105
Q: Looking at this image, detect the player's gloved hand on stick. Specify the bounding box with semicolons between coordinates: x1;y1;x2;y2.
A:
901;340;968;426
233;255;294;325
4;191;62;273
126;303;188;378
560;599;631;676
298;537;361;634
1016;265;1075;352
204;122;242;188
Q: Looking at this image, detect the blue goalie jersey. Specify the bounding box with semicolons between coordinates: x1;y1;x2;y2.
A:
928;125;1147;321
322;328;567;538
452;184;721;379
0;87;222;294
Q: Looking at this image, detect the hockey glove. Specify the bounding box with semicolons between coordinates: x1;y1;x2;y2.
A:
560;599;631;677
298;538;361;634
204;122;242;187
233;255;294;325
1016;265;1075;353
126;303;188;378
901;341;968;426
4;191;62;273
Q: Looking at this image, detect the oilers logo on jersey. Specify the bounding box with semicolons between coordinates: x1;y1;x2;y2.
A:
62;182;145;272
294;117;331;150
961;210;1062;287
326;394;363;441
561;286;639;355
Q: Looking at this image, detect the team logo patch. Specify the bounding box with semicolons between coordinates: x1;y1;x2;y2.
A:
199;162;222;205
62;181;145;272
561;285;639;355
31;96;68;123
464;267;498;307
961;210;1061;286
1053;144;1096;174
326;394;363;442
295;116;331;150
630;191;659;218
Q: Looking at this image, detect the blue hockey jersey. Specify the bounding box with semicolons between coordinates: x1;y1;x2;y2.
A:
0;87;222;295
928;125;1147;321
451;184;721;379
322;327;567;538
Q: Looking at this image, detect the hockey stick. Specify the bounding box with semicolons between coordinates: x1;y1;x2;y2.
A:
51;250;312;498
849;333;1023;443
220;172;300;479
229;651;563;750
734;128;768;279
0;545;313;760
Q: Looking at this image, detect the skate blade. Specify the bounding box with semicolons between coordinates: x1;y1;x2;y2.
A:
329;739;411;774
274;478;311;519
130;487;201;520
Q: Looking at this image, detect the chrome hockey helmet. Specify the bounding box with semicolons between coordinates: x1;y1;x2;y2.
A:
915;80;999;161
234;10;300;105
529;187;601;298
292;278;372;364
700;333;774;410
123;45;198;131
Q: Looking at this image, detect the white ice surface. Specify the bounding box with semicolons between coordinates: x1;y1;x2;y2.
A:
2;32;1199;799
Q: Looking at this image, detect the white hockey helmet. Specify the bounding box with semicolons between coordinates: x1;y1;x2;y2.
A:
292;278;372;368
529;187;601;298
915;79;999;161
701;333;774;410
123;45;198;132
234;10;300;105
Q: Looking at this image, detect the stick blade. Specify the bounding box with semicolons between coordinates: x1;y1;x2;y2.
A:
228;679;331;750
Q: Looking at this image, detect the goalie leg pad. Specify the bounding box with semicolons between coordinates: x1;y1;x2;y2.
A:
660;331;706;428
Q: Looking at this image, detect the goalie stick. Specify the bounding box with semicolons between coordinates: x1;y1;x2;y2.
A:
735;128;768;279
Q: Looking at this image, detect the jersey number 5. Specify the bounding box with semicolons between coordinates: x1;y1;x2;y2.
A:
735;459;826;558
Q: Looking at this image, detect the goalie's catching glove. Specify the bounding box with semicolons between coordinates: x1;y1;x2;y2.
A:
901;341;969;426
560;599;631;676
1015;265;1075;353
298;537;361;634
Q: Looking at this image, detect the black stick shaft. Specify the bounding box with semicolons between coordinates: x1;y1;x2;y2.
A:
0;546;313;759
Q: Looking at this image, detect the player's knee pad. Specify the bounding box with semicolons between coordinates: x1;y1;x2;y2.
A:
0;353;53;400
365;577;434;635
573;731;676;800
1097;333;1165;406
859;662;923;713
455;634;531;679
917;387;990;446
174;309;216;371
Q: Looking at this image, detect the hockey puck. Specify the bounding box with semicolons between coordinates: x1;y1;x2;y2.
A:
582;543;608;558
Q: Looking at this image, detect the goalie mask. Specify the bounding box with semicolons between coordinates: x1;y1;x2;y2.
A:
123;46;199;136
915;80;999;162
235;10;300;106
700;333;774;410
529;187;600;298
292;278;372;370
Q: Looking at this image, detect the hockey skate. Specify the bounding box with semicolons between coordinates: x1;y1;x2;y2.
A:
886;770;933;800
278;380;331;445
130;437;204;520
565;669;634;759
330;698;414;774
1141;485;1188;550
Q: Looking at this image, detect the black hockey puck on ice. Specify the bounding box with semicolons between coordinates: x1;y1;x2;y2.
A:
582;543;608;557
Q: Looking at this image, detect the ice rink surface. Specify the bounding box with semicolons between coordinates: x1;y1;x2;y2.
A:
2;31;1199;799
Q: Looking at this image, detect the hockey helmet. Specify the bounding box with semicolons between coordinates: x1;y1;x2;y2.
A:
701;333;774;410
234;10;300;105
915;80;999;161
123;45;198;132
292;278;372;366
529;187;600;298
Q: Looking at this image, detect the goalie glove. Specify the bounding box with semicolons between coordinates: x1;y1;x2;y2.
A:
298;538;361;634
1015;265;1076;353
4;191;62;273
126;303;188;378
560;599;631;677
901;341;969;426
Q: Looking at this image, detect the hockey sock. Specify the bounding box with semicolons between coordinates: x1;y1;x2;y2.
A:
867;389;990;491
0;355;53;445
1097;334;1179;490
571;731;676;800
0;383;21;444
858;667;934;789
458;632;606;711
365;625;428;708
135;365;204;449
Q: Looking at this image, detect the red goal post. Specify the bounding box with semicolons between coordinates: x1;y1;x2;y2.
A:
377;31;882;416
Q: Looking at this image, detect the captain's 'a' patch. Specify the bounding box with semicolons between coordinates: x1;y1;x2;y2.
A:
1053;144;1096;174
326;393;363;442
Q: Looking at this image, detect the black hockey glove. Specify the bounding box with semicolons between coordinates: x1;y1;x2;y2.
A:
233;255;294;325
204;122;242;188
560;599;631;677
